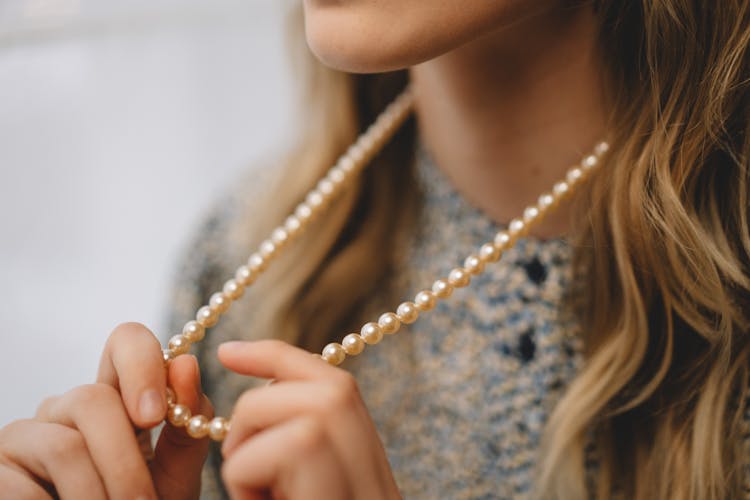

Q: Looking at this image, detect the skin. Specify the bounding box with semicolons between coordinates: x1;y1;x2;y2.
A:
0;1;607;498
305;0;607;238
0;323;212;499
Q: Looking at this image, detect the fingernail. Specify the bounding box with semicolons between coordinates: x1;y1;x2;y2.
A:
139;389;165;422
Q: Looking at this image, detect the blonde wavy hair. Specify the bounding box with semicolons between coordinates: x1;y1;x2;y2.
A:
238;1;750;498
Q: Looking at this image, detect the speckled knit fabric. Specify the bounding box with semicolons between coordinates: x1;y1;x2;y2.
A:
344;149;583;499
165;146;748;498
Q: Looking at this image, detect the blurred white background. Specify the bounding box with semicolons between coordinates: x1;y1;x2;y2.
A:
0;0;296;425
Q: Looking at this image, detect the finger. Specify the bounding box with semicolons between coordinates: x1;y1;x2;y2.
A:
0;420;106;500
221;378;360;456
150;355;212;499
35;384;157;499
221;417;350;500
97;322;167;428
217;340;334;382
0;465;52;500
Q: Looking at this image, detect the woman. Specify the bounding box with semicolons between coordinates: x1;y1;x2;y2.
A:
1;0;749;498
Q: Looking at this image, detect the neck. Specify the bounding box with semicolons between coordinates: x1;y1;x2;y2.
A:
409;4;607;238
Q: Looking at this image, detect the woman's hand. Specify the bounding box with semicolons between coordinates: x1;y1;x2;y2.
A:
0;322;211;499
218;340;401;500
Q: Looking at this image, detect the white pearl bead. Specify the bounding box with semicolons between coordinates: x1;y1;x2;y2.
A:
186;415;209;439
248;253;266;272
168;404;191;427
464;255;484;275
415;290;437;311
508;218;526;237
338;156;355;173
306;190;325;209
595;142;610;155
317;179;335;196
396;301;419;324
209;292;230;314
342;333;365;355
295;203;313;222
284;215;302;236
361;128;377;149
566;167;583;184
432;278;453;298
168;335;190;355
327;167;346;185
479;243;500;263
365;122;380;137
553;181;569;196
322;343;346;365
208;417;229;441
259;240;276;259
582;154;598;169
356;136;371;153
223;279;245;300
378;113;395;130
162;349;175;365
271;227;289;247
373;116;388;129
538;193;555;209
165;387;176;407
182;321;205;342
348;144;365;163
196;305;218;328
234;265;255;287
378;312;401;334
391;110;403;126
494;231;511;249
448;268;470;287
360;322;383;345
523;206;540;223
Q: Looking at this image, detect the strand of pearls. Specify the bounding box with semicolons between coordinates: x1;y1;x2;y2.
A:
161;85;610;441
162;88;416;440
318;140;609;367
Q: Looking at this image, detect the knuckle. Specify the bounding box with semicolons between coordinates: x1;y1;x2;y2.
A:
292;418;326;455
34;396;60;419
332;371;359;395
0;420;22;435
67;383;119;407
321;373;360;410
0;419;32;442
232;389;256;418
47;427;86;462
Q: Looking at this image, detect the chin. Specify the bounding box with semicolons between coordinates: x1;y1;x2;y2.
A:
302;10;432;74
300;0;543;74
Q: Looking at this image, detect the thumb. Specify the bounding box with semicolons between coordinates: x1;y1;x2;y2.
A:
150;355;212;500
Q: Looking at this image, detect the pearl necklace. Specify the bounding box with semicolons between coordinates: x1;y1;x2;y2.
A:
160;87;609;441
